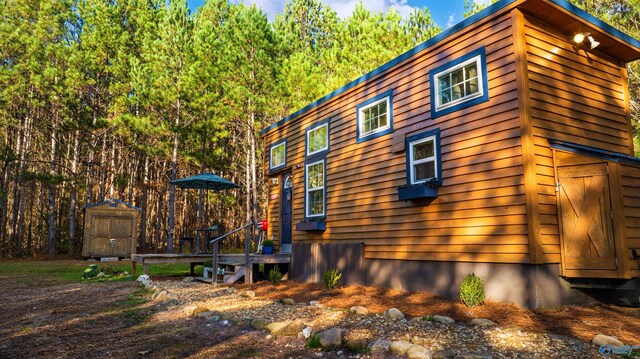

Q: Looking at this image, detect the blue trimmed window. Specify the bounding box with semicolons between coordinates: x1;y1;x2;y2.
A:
305;158;325;218
306;118;330;158
398;129;442;201
356;90;394;143
430;47;489;118
269;139;287;172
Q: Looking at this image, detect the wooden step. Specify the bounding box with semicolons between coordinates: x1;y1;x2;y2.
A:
223;266;245;284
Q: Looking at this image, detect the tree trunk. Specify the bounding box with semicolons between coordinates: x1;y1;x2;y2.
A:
68;130;80;255
140;156;149;252
48;120;57;256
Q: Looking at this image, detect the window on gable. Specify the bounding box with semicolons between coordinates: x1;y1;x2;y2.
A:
269;141;286;170
356;90;394;143
306;121;329;157
305;160;325;217
430;47;489;118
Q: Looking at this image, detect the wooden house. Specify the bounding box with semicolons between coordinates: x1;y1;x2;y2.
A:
82;199;140;258
260;0;640;306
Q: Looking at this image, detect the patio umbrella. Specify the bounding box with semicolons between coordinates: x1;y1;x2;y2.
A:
170;173;240;254
170;172;241;191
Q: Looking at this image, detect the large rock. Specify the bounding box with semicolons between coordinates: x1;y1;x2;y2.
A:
315;328;345;348
182;305;197;315
265;322;288;335
433;315;455;325
407;345;432;359
153;291;168;302
136;274;152;286
196;311;219;320
390;341;414;355
384;308;404;320
368;339;391;352
469;318;496;327
278;319;305;337
250;318;270;330
345;339;368;352
182;277;194;282
240;291;256;299
592;334;624;348
283;298;295;305
350;306;369;315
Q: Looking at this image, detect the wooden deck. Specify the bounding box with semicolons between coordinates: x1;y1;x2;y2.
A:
131;253;291;276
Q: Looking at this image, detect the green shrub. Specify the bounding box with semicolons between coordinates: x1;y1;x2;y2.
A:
306;335;322;349
269;265;283;285
322;268;342;289
423;315;436;322
459;273;485;307
262;240;275;247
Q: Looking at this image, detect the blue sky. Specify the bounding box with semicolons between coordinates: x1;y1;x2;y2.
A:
186;0;492;29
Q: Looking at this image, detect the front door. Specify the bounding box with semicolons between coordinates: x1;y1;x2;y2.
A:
280;173;293;253
557;162;618;277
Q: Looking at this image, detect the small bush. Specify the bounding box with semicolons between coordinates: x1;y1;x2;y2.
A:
459;273;485;307
322;268;342;289
306;335;322;349
423;315;436;322
269;265;283;285
262;240;275;247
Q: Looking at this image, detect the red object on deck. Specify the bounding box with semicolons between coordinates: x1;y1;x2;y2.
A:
259;219;268;231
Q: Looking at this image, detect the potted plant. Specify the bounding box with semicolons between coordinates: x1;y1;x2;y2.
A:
261;240;275;255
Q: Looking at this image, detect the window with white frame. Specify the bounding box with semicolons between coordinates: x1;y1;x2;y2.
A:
307;122;328;156
269;141;286;170
408;136;437;184
356;90;393;142
429;47;488;119
305;160;325;217
434;55;483;110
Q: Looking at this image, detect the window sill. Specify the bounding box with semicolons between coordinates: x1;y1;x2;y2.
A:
296;220;326;232
397;184;438;201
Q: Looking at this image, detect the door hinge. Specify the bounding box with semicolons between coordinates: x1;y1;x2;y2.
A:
555;182;561;192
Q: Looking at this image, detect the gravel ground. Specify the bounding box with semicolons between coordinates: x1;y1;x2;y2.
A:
154;280;604;358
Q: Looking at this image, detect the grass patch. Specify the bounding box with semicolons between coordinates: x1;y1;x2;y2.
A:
117;287;152;307
306;335;322;349
0;260;201;283
119;308;152;327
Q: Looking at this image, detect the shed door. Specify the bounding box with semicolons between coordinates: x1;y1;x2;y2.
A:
91;215;134;256
557;162;618;277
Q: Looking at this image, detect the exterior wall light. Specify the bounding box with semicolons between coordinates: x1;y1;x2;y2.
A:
573;32;599;49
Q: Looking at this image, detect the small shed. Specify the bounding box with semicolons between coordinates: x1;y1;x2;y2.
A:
82;199;140;258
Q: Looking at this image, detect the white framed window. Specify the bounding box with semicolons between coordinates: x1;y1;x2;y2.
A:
356;90;394;143
359;97;390;137
307;122;328;156
269;141;286;170
429;47;489;119
408;136;437;184
305;160;325;217
434;55;483;110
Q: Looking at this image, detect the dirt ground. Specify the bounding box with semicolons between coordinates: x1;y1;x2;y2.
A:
0;260;639;358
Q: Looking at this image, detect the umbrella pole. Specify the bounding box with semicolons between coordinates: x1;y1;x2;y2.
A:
244;222;252;284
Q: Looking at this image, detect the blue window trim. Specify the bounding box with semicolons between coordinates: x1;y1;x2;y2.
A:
268;139;287;173
303;157;326;220
430;47;489;119
305;118;331;160
356;90;394;144
405;128;442;186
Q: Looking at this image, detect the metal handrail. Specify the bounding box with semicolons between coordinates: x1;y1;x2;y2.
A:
208;222;252;244
209;222;255;286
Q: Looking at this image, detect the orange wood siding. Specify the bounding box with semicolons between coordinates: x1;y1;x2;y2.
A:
522;13;631;264
264;11;530;264
621;164;640;277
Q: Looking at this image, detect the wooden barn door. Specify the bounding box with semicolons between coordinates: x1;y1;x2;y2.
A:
556;161;619;278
